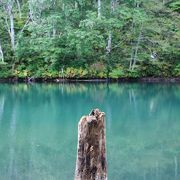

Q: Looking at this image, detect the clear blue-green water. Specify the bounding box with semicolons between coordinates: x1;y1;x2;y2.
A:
0;83;180;180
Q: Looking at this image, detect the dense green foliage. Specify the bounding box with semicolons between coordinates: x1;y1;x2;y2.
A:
0;0;179;79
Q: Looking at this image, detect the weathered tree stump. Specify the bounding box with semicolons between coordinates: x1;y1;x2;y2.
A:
75;109;107;180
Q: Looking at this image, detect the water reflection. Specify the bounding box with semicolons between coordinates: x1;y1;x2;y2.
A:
0;96;4;124
0;83;179;180
9;106;17;179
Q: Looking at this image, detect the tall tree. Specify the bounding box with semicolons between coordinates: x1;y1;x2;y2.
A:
0;37;4;63
3;0;16;51
105;0;117;77
98;0;101;18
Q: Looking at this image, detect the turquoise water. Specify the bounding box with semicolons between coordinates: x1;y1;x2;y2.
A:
0;83;180;180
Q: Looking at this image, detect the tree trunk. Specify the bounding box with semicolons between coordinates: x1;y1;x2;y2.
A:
129;15;135;70
106;32;112;55
5;2;16;52
129;1;143;70
131;24;143;70
0;38;4;63
9;12;15;52
98;0;101;18
105;0;115;77
129;0;137;70
75;109;107;180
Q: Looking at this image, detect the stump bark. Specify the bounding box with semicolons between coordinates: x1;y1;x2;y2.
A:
75;109;107;180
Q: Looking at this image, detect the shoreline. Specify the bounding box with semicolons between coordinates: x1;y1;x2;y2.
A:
0;77;180;83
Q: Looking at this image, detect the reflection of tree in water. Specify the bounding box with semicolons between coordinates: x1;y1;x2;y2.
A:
8;106;17;179
0;83;179;179
0;95;5;124
106;84;180;180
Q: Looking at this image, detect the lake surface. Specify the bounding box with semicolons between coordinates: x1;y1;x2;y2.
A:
0;83;180;180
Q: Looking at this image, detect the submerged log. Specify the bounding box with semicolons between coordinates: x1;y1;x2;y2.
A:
75;109;107;180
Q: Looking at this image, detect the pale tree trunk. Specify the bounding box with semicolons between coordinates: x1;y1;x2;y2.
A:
106;0;116;55
129;48;133;70
129;2;136;70
129;1;143;70
129;0;136;70
75;1;78;9
106;33;112;55
131;24;143;70
75;109;107;180
3;1;16;52
105;0;116;77
0;0;32;56
0;38;4;63
62;3;65;11
98;0;101;18
5;1;31;52
53;27;56;38
9;11;15;52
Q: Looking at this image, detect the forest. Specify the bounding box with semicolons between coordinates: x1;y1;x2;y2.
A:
0;0;179;79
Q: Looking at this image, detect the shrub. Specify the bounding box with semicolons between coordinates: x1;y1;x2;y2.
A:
139;61;172;77
109;65;125;78
173;64;180;77
126;67;141;78
88;62;106;78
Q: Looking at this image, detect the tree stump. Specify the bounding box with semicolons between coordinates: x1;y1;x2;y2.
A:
75;109;107;180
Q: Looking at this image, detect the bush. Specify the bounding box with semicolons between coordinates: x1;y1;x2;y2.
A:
64;67;88;78
0;65;12;78
88;62;106;78
126;67;141;78
109;65;125;78
139;61;172;77
173;64;180;77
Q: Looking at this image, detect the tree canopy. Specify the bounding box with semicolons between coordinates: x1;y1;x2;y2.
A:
0;0;179;79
